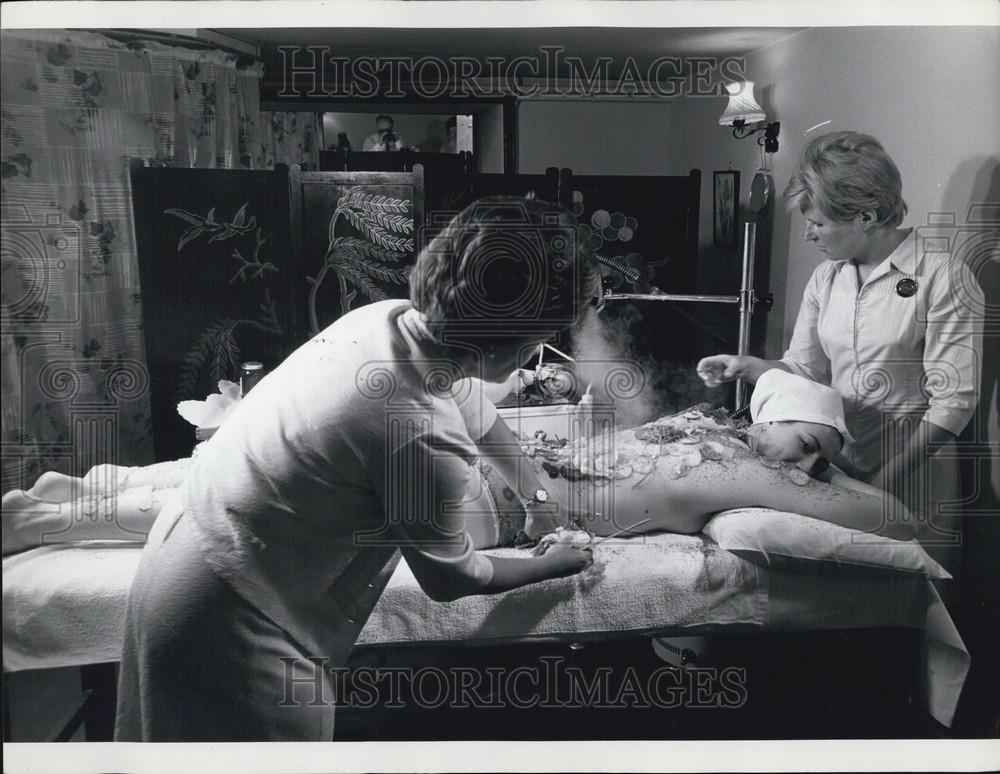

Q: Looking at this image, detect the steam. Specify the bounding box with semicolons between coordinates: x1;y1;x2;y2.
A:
570;305;723;429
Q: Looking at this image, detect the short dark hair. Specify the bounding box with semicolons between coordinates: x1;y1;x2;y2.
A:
375;114;393;127
446;116;457;131
410;197;598;356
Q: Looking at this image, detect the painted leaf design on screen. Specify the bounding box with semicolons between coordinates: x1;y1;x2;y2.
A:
306;186;415;333
340;208;412;252
164;202;257;251
334;262;388;303
338;191;409;213
334;236;407;263
230;228;278;284
176;318;241;401
175;224;285;401
339;247;411;284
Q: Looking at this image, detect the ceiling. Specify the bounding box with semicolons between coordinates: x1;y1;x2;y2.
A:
214;26;803;78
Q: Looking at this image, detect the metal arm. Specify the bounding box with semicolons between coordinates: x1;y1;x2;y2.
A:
601;221;772;412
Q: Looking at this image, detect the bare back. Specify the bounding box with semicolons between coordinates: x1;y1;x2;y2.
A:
520;412;900;538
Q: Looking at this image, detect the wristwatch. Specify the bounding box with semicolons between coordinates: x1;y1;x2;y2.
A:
525;488;549;507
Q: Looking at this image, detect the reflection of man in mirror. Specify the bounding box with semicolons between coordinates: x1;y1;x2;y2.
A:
441;116;458;153
362;115;407;151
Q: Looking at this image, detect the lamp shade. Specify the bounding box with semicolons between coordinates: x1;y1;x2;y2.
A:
719;80;766;126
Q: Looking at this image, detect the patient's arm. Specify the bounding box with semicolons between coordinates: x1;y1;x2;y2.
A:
816;464;885;496
552;454;916;541
696;461;917;540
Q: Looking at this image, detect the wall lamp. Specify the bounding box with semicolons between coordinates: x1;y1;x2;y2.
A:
719;80;780;154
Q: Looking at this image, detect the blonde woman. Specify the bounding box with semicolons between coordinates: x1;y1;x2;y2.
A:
698;131;983;564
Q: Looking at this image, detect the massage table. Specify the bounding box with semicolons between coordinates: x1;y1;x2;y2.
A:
3;525;969;734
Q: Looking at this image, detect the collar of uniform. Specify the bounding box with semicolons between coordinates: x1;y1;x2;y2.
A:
396;305;462;387
857;228;916;286
888;228;917;274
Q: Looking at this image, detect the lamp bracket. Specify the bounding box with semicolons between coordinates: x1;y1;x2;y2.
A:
730;120;780;154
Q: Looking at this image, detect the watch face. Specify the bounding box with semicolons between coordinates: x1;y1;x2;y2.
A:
896;278;917;297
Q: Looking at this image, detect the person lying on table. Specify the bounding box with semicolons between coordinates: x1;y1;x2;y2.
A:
4;370;916;560
462;368;918;543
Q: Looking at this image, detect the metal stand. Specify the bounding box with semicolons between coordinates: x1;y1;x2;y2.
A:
603;221;772;412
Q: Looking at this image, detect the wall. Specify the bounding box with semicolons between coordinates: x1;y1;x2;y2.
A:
518;100;674;175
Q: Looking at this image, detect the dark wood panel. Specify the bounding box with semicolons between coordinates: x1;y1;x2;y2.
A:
291;166;425;336
130;162;293;461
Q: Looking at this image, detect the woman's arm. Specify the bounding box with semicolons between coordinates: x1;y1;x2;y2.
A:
870;421;956;501
696;355;788;387
698;266;834;389
480;545;593;595
682;460;918;540
475;413;541;501
390;434;592;603
557;454;918;542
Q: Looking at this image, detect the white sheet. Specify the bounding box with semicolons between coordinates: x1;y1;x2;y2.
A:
2;532;969;726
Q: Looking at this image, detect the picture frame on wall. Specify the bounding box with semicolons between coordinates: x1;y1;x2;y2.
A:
713;170;740;248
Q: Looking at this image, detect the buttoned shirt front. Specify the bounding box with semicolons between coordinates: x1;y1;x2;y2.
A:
780;229;984;479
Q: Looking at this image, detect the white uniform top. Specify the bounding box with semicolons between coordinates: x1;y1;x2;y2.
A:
780;229;984;480
180;300;494;666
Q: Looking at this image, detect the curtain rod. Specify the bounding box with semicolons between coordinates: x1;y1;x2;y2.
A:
75;28;261;65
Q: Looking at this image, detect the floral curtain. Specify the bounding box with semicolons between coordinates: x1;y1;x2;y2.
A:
256;111;324;170
1;29;318;491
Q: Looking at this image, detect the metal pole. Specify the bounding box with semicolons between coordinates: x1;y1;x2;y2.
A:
735;221;757;411
603;293;739;304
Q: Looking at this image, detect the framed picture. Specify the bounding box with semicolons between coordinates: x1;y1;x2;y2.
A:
713;170;740;248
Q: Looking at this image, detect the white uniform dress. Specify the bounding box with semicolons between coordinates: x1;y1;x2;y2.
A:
115;300;496;741
780;229;984;569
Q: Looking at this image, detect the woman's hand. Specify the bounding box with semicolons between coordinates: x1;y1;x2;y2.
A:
696;356;788;388
538;543;594;578
697;355;749;387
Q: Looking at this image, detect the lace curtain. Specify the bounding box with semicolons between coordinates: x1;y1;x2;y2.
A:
1;29;322;490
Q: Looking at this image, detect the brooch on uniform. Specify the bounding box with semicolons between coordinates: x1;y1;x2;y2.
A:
896;278;918;297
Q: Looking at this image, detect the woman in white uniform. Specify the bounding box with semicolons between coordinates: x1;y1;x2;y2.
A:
110;197;599;741
698;131;984;568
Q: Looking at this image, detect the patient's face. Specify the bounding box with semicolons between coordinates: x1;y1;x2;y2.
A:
748;421;843;475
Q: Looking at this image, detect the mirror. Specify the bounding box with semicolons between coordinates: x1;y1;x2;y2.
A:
749;172;772;218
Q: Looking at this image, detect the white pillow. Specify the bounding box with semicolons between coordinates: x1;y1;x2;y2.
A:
702;508;950;579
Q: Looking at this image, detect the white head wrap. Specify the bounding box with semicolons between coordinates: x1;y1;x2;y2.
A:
750;369;853;443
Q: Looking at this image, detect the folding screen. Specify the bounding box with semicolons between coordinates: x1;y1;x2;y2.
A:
130;162;294;461
288;165;425;337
